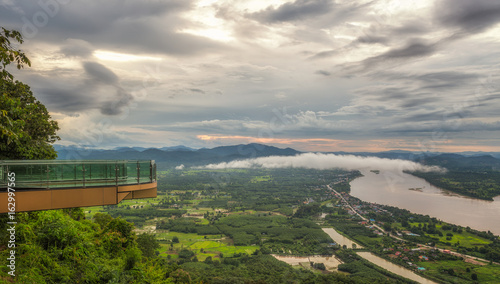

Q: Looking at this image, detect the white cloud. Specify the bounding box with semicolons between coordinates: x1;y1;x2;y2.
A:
199;152;446;173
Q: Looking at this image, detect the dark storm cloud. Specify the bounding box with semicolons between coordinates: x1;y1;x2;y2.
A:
436;0;500;34
399;97;440;108
250;0;334;23
370;41;436;61
1;0;186;32
344;1;500;74
415;71;477;84
402;110;472;123
37;86;97;112
391;22;429;36
356;35;388;45
0;0;225;56
344;41;442;73
81;61;134;116
383;120;500;134
83;62;118;85
376;71;477;91
308;49;339;60
315;70;331;76
189;88;205;94
100;88;134;116
90;21;225;56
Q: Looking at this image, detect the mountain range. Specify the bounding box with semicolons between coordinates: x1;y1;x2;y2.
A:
54;144;500;170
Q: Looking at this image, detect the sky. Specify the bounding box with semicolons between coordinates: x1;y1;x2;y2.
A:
1;0;500;152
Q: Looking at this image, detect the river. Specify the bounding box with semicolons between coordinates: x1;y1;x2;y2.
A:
350;170;500;235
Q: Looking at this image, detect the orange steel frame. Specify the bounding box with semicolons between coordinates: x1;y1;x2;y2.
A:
0;182;157;213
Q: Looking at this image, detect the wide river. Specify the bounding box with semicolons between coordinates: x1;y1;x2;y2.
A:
350;170;500;235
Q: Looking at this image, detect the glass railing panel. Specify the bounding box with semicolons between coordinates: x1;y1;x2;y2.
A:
86;163;110;187
72;164;85;188
0;160;155;189
116;162;129;185
47;163;62;188
10;164;47;188
124;161;137;184
139;161;151;183
60;162;80;187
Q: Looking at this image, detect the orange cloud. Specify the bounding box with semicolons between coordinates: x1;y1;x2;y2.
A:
196;134;500;153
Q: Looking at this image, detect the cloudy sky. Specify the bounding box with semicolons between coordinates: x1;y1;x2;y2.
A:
1;0;500;152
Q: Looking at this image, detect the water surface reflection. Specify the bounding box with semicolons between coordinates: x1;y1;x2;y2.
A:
350;170;500;235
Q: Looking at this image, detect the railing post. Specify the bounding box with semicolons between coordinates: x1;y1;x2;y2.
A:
115;162;118;186
150;161;153;183
46;164;50;189
137;161;140;184
5;165;8;188
82;164;86;188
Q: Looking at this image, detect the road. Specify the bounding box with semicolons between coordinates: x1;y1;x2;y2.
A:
326;185;499;266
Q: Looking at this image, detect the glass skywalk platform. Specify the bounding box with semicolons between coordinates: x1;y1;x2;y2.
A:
0;160;157;213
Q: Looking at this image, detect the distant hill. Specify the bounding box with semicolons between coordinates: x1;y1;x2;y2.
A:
328;151;435;161
159;145;196;151
418;154;500;170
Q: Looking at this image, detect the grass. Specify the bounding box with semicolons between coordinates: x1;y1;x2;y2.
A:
405;223;491;249
156;231;220;242
417;260;500;284
155;231;258;260
251;175;272;182
353;235;384;247
84;206;105;219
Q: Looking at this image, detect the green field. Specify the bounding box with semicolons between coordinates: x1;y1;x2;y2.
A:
418;260;500;283
155;231;258;261
251;175;272;182
405;222;492;248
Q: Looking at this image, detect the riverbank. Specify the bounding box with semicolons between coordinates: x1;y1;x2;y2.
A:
349;170;500;235
406;170;500;201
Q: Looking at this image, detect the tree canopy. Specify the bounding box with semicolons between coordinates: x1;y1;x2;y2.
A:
0;27;59;159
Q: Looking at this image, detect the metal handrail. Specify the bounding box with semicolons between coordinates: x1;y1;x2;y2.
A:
0;160;156;190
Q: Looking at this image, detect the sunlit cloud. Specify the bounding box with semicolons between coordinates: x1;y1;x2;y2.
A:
180;28;234;42
94;50;162;62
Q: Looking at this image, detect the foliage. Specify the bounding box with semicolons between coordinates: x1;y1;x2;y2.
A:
177;254;356;284
0;28;31;80
294;203;322;218
0;27;59;159
137;233;161;258
336;250;418;284
408;170;500;200
0;211;186;283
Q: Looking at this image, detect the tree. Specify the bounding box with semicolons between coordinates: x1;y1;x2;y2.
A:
178;249;195;259
137;233;160;258
0;28;30;80
1;27;59;159
313;262;326;270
